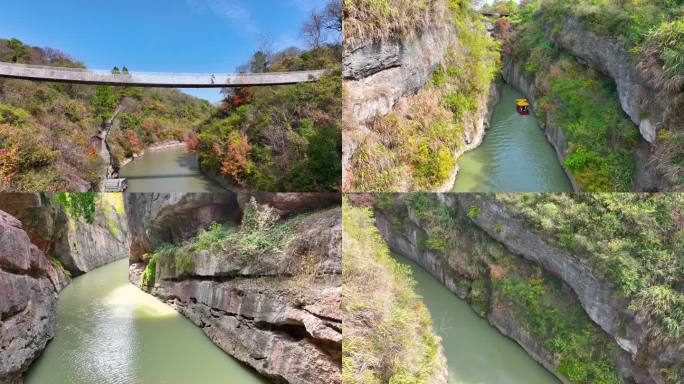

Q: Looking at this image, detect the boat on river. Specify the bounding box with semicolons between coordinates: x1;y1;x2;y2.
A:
516;99;530;115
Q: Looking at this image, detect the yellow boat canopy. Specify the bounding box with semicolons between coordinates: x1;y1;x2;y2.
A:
516;99;529;107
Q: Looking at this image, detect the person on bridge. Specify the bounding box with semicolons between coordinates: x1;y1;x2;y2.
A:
211;74;216;84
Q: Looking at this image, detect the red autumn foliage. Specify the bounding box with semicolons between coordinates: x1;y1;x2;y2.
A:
226;87;254;109
219;132;252;186
86;147;98;158
187;132;199;153
125;130;141;154
0;147;20;183
494;17;512;40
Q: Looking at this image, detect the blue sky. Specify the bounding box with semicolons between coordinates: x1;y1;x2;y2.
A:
0;0;331;102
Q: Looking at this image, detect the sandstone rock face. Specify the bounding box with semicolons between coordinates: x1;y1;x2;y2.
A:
343;24;456;123
132;207;342;384
4;194;130;276
124;193;240;262
342;25;456;190
0;210;69;384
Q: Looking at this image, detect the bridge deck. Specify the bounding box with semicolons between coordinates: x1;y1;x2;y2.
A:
0;62;326;88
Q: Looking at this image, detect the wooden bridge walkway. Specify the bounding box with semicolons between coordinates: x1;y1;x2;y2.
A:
0;62;326;88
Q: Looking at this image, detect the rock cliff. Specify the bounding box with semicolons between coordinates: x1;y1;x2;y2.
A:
0;210;69;384
0;193;130;276
124;192;340;262
343;24;457;190
372;194;671;384
459;194;681;384
127;194;342;384
502;17;670;191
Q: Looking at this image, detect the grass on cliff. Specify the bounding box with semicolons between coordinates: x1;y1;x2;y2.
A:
343;0;449;44
141;199;309;288
510;9;638;191
502;193;684;347
377;193;624;384
348;0;500;191
517;0;684;187
342;199;445;384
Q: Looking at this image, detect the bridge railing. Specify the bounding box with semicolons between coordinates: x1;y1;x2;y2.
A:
0;61;327;87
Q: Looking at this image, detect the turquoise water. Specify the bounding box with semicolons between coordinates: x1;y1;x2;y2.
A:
120;147;224;193
453;83;573;192
392;253;561;384
25;259;265;384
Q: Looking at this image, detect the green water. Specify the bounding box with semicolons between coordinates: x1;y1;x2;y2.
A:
120;147;224;193
452;84;573;192
25;259;265;384
392;253;560;384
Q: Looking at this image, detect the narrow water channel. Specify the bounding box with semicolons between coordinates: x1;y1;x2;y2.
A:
119;147;225;193
391;253;560;384
452;83;573;192
25;258;265;384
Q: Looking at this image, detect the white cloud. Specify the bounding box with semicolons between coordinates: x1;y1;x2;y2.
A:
186;0;259;33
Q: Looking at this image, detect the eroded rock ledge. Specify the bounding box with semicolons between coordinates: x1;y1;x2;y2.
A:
127;194;342;384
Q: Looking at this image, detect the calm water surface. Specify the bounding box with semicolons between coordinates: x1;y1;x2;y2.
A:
119;147;224;193
26;259;265;384
392;253;560;384
453;83;573;192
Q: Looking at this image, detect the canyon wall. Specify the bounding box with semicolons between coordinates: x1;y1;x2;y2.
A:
343;24;456;189
503;17;672;191
0;193;130;276
373;194;674;384
126;193;342;384
0;210;69;384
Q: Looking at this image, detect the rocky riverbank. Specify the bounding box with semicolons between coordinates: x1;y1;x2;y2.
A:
125;193;342;384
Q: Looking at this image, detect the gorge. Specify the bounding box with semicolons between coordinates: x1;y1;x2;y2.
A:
0;192;342;384
343;193;683;384
343;0;684;192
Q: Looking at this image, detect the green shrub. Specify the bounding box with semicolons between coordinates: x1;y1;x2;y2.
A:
141;258;156;288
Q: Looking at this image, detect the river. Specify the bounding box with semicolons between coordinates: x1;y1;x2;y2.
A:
391;253;561;384
119;146;225;193
452;83;573;192
25;258;265;384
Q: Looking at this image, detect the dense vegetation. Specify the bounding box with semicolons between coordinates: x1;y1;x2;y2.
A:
376;193;626;383
348;0;500;191
141;198;310;288
192;45;342;192
502;194;684;346
0;38;212;191
508;0;684;189
344;0;451;44
504;2;639;191
342;199;445;383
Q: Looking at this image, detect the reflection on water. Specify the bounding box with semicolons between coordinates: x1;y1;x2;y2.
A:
391;253;561;384
25;259;265;384
119;146;225;193
453;83;573;192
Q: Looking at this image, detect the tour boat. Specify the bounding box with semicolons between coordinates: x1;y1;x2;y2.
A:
516;99;530;115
